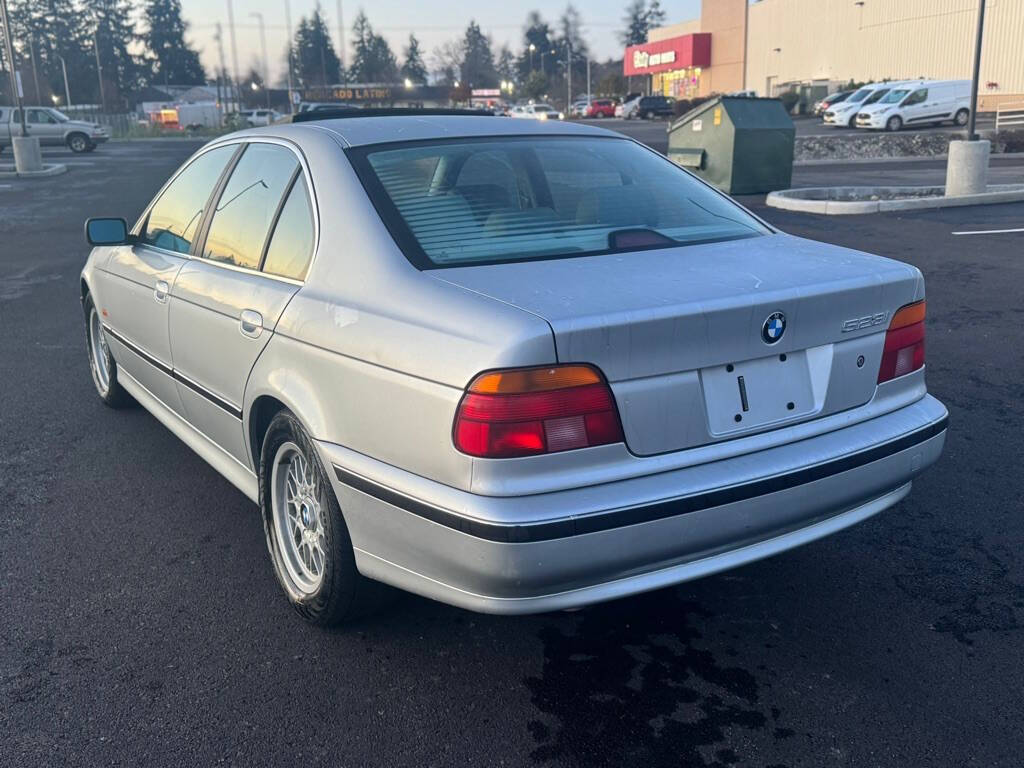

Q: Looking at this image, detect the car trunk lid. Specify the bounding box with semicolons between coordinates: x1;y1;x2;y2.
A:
432;233;923;455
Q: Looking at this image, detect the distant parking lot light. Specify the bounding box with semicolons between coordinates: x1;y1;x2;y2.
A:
404;78;413;89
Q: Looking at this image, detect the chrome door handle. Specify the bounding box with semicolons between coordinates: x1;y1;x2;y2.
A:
154;280;169;303
240;309;264;338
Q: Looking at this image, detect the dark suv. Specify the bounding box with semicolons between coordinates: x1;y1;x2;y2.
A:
633;95;675;120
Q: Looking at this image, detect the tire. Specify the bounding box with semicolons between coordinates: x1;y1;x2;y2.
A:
848;115;858;128
646;110;656;120
83;293;132;408
260;410;392;626
955;108;969;126
595;111;603;119
67;133;91;153
886;115;903;132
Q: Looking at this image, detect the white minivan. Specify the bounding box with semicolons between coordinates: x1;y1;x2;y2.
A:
822;82;906;128
855;80;971;131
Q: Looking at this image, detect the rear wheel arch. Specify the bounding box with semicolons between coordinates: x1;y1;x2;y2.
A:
249;394;290;471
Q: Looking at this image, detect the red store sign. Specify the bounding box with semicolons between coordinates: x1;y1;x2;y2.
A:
623;34;711;77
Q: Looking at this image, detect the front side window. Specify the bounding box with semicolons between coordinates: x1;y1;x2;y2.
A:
141;145;237;254
357;136;768;268
904;89;928;106
262;176;315;280
879;89;909;104
864;89;890;105
847;88;872;103
202;143;299;269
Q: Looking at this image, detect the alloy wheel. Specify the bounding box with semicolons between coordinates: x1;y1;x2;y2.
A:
271;441;327;595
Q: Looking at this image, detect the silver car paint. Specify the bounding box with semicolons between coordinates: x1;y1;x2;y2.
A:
81;116;947;614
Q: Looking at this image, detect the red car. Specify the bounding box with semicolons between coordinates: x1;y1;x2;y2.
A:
586;99;617;119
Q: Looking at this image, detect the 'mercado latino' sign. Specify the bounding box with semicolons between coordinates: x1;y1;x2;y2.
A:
632;49;676;70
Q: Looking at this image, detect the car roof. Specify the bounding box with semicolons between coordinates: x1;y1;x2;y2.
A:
252;115;617;147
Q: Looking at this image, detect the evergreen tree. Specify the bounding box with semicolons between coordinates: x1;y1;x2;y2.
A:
292;8;341;86
557;4;588;91
144;0;205;86
620;0;665;47
400;34;427;84
460;20;496;88
7;0;93;106
517;12;554;80
495;45;516;84
83;0;145;108
348;10;397;83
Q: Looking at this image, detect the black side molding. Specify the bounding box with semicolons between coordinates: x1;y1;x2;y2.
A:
103;324;243;420
334;415;948;543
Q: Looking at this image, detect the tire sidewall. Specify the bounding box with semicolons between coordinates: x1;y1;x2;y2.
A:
887;116;902;132
956;108;969;126
68;133;90;153
259;410;357;624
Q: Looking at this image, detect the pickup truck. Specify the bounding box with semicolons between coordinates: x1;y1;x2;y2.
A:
0;106;109;153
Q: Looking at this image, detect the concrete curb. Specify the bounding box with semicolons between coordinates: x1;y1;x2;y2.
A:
766;184;1024;215
794;151;1024;167
0;163;68;178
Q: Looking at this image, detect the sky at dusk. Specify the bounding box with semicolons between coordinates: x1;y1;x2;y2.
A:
179;0;702;84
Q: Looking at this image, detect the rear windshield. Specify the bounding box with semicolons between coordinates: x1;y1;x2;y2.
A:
353;136;768;268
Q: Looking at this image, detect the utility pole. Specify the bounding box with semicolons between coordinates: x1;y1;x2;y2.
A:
316;1;327;89
336;0;345;76
283;0;295;113
250;12;270;109
566;39;572;113
0;0;26;136
92;25;106;110
214;22;228;121
225;0;240;106
27;33;40;103
967;0;987;141
586;57;591;105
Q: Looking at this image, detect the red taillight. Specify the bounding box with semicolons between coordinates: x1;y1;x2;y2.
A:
454;365;625;458
878;300;926;383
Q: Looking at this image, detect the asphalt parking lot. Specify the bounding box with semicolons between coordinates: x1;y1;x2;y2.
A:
2;139;1023;767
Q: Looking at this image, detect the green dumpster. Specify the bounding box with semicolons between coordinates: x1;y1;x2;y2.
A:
667;96;795;194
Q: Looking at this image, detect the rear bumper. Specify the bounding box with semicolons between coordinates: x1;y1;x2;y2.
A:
318;394;947;614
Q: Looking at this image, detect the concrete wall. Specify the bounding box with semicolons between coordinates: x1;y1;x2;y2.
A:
699;0;749;95
745;0;1024;108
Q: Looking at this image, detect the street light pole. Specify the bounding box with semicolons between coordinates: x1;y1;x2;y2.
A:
57;54;71;109
529;43;535;72
967;0;987;141
92;25;106;110
0;0;26;136
566;39;571;113
225;0;241;105
250;11;270;109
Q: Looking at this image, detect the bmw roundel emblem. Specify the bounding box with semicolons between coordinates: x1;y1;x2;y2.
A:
762;311;786;344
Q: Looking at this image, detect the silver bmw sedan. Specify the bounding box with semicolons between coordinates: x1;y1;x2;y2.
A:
80;111;947;624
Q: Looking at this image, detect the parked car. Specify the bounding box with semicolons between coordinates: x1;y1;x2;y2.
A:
0;106;108;153
570;100;590;118
239;109;283;127
813;90;853;116
585;99;618;119
81;112;947;625
855;79;971;131
823;82;906;128
297;102;360;113
510;103;564;120
628;95;675;120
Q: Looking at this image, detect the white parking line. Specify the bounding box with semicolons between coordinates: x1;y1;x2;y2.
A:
952;228;1024;235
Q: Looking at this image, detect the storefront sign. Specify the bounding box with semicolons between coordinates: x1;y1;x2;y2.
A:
623;34;711;77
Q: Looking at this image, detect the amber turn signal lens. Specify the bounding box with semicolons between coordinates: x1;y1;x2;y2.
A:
468;365;603;394
888;300;926;330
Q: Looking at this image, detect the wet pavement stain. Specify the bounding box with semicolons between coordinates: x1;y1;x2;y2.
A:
525;592;782;767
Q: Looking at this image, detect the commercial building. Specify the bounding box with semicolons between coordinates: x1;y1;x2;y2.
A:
626;0;1024;110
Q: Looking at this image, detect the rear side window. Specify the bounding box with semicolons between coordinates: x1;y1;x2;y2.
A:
357;136;768;268
142;145;236;254
262;176;315;280
202;143;299;269
904;88;928;106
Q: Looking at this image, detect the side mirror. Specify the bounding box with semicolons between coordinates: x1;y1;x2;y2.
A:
85;217;130;246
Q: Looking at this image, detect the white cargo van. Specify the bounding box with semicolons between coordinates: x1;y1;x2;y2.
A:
855;80;971;131
823;82;908;128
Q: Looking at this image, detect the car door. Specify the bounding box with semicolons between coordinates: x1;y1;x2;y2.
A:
97;144;238;412
28;109;64;145
168;140;314;466
902;88;929;125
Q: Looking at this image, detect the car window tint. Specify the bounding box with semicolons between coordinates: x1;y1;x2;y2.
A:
202;143;298;269
363;137;768;267
262;176;315;280
142;145;236;254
